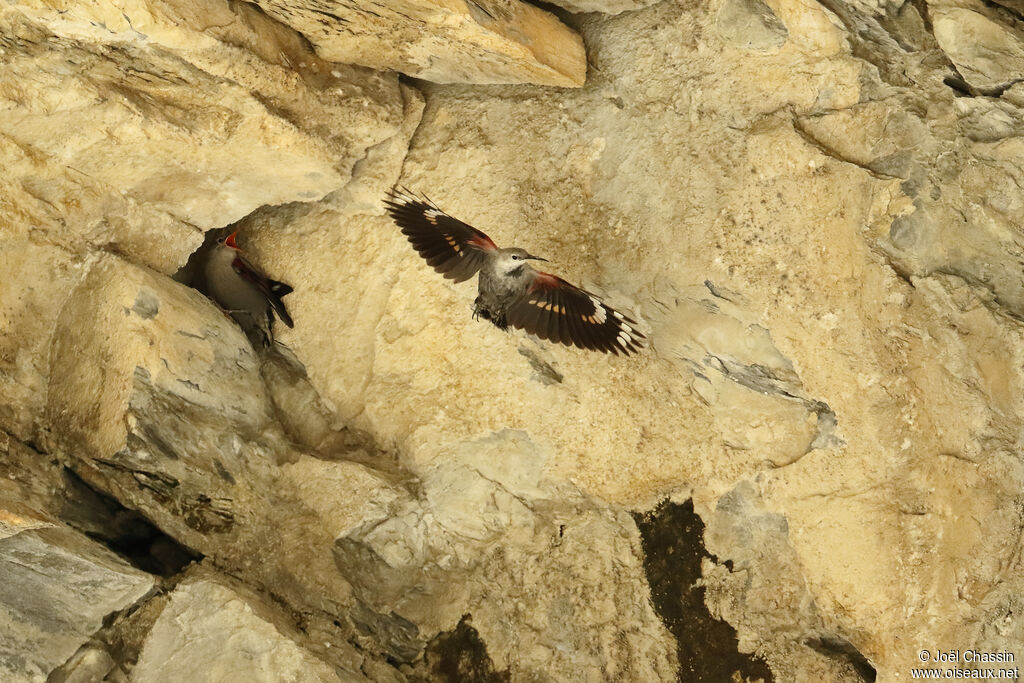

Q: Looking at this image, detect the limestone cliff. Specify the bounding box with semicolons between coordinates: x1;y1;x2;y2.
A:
2;0;1023;680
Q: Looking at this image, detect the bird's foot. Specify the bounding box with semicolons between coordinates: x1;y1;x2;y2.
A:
472;298;491;322
473;299;507;329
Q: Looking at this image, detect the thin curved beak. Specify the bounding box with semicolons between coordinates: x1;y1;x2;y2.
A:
526;254;548;262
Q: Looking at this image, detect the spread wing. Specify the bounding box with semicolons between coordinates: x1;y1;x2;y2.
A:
384;187;497;283
231;255;294;328
505;272;644;355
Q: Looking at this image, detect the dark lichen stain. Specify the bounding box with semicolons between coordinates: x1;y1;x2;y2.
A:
131;288;160;319
633;499;774;683
411;615;509;683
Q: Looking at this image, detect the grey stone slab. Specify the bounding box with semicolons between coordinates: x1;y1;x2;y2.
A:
0;526;154;683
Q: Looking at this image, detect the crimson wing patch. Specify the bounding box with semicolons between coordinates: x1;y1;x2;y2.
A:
506;272;644;355
231;255;294;328
384;187;497;283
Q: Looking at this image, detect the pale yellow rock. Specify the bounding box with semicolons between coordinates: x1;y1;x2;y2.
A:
334;431;679;680
248;0;586;86
701;484;869;682
0;489;154;683
47;256;272;460
551;0;662;15
3;0;1024;676
42;254;418;673
0;0;403;259
931;3;1024;91
660;288;833;465
237;0;1024;676
0;508;54;542
0;236;83;442
133;572;353;683
0;0;405;449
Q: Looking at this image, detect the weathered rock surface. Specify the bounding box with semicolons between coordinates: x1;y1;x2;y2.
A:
335;430;677;679
133;571;352;683
43;254;405;672
1;0;402;249
2;0;1024;677
248;0;586;86
633;499;778;682
39;240;674;679
701;485;872;681
544;0;664;18
0;492;154;683
242;0;1024;677
931;2;1024;93
0;0;406;445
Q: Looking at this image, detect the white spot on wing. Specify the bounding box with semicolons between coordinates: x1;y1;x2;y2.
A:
425;209;443;219
589;297;607;324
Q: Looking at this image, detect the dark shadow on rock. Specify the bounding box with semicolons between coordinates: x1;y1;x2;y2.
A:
807;636;878;682
633;499;774;683
60;467;201;577
409;614;509;683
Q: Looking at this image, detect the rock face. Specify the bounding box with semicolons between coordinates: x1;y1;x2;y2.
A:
931;4;1024;93
0;0;406;443
43;254;409;672
249;0;587;86
2;0;1024;679
133;572;351;683
0;493;154;683
41;249;674;679
1;0;403;247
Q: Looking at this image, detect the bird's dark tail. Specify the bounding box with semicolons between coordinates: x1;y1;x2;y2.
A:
267;279;294;328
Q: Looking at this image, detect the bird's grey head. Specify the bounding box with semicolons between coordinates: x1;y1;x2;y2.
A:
494;247;547;277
